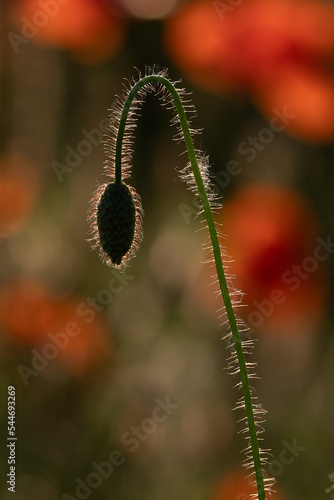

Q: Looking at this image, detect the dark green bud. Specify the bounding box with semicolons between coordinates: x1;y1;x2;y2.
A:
97;182;136;266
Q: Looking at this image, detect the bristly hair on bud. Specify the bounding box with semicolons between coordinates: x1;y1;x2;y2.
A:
97;182;136;265
87;66;273;500
88;180;143;269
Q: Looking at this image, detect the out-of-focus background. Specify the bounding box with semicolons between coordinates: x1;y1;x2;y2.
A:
0;0;334;499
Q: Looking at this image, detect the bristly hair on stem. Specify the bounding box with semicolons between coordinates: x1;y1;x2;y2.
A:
87;66;274;499
326;471;334;498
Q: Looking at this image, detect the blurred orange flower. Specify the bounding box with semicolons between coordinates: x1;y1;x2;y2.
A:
219;184;327;334
213;469;287;500
0;152;39;235
50;297;111;375
165;0;334;142
0;278;54;342
10;0;127;64
0;278;111;376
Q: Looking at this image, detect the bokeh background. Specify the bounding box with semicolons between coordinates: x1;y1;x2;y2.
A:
0;0;334;499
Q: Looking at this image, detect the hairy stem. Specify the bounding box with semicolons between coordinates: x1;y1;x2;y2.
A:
115;74;266;500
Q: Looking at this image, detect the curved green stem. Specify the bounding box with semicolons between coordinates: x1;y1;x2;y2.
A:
115;75;266;500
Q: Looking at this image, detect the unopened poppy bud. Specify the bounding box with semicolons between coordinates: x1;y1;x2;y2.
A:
97;182;136;266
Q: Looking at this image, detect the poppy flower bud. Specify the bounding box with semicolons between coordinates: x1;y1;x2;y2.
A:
97;183;136;265
88;178;143;269
97;182;136;266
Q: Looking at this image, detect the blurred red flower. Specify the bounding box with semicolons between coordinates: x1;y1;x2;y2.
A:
191;183;328;335
0;278;111;375
219;184;328;334
10;0;127;64
0;152;39;235
165;0;334;142
213;469;287;500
